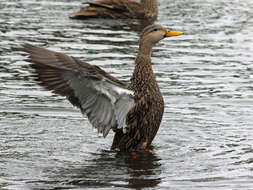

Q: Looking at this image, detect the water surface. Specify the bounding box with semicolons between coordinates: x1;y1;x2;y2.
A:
1;0;253;189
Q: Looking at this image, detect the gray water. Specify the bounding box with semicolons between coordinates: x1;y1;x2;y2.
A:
1;0;253;189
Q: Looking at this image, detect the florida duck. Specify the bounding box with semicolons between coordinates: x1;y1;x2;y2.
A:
69;0;158;20
21;25;183;151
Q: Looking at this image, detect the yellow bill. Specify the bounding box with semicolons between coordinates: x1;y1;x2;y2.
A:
165;29;183;37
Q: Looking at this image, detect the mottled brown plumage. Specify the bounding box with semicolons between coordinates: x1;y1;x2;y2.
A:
20;25;183;151
69;0;158;20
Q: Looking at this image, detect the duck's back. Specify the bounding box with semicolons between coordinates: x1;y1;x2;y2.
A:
69;0;143;19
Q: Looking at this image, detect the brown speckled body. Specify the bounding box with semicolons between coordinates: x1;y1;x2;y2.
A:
69;0;158;20
111;55;164;151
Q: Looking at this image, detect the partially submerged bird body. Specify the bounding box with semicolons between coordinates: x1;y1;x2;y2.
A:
69;0;158;20
112;55;165;151
21;25;183;151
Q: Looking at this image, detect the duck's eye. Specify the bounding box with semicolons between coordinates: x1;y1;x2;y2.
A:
153;28;158;32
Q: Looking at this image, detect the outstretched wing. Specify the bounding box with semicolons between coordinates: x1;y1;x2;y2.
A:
21;44;135;137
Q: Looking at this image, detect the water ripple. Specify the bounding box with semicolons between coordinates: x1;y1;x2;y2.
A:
1;0;253;189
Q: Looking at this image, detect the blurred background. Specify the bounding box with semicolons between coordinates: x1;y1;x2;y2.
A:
0;0;253;189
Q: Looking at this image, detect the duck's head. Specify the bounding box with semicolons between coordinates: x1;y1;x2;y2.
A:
140;24;183;46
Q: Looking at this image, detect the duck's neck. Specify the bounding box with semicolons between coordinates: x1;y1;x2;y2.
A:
141;0;158;17
130;42;156;92
138;40;153;58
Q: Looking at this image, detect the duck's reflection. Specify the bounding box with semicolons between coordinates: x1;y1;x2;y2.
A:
120;151;162;189
66;149;162;189
112;18;156;32
81;17;156;33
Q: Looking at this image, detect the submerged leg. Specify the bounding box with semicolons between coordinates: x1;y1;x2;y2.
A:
111;129;124;150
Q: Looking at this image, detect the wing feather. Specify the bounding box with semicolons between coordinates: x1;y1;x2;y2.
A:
21;43;135;137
